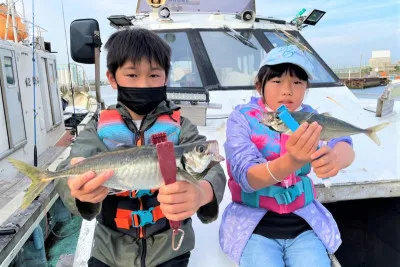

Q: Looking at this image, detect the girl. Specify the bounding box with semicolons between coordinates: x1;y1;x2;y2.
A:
219;45;355;267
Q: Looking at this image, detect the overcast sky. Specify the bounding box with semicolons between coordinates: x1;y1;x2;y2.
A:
18;0;400;79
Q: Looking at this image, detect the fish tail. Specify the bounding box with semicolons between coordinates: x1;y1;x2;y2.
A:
8;158;53;209
365;122;390;146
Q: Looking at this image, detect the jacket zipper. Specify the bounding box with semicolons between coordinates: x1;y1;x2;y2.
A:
141;238;147;267
139;195;146;267
136;130;146;267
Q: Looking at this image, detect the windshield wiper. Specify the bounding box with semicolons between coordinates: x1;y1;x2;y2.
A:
273;29;313;54
223;25;258;50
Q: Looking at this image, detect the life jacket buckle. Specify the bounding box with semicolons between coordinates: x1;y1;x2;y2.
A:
133;190;154;198
131;208;155;227
274;184;303;205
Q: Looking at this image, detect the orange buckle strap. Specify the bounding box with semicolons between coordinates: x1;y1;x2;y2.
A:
114;209;132;230
116;191;132;197
116;190;157;198
114;206;165;229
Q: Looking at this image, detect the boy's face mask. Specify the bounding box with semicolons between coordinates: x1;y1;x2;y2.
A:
117;84;167;115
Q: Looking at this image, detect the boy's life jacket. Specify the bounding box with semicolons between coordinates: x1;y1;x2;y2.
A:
228;106;316;214
96;107;181;238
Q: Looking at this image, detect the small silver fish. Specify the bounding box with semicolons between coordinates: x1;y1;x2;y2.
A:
9;140;224;208
260;111;389;146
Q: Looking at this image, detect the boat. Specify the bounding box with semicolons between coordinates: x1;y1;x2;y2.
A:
2;0;400;266
69;1;400;266
0;0;66;223
0;1;94;266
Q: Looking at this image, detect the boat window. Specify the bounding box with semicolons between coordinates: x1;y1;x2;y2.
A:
200;31;267;87
48;63;55;85
264;32;335;83
158;32;203;88
4;56;15;85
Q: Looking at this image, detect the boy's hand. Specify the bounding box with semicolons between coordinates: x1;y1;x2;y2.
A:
67;157;113;204
158;181;210;221
285;122;322;165
311;146;340;178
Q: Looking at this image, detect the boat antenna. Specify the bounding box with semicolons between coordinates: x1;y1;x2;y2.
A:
31;0;38;166
61;0;78;136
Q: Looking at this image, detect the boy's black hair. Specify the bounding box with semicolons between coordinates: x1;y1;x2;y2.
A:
256;63;309;94
104;28;171;77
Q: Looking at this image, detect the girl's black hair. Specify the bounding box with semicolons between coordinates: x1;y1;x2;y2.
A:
256;63;309;93
104;28;171;77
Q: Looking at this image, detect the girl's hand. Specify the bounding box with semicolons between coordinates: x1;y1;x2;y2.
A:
311;146;341;178
285;122;322;165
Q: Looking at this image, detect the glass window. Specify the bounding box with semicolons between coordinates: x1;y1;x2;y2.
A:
4;56;15;85
48;63;55;85
200;31;267;87
264;32;335;83
158;32;203;87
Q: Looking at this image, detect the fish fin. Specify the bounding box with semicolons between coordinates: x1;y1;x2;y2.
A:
321;112;332;117
300;108;319;123
108;189;127;195
8;158;53;209
112;145;137;151
103;138;135;151
365;122;390;146
177;169;200;187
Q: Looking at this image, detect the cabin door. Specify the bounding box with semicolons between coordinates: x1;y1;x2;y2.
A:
0;48;26;151
38;57;62;129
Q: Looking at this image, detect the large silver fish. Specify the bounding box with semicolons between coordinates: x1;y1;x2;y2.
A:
260;111;389;146
9;140;224;208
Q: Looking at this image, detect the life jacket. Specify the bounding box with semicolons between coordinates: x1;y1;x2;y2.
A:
96;108;181;238
228;105;316;214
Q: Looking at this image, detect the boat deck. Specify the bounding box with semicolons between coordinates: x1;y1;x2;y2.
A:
0;141;72;266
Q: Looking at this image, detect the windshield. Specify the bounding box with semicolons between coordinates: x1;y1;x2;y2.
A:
264;32;335;83
158;32;203;88
200;31;267;87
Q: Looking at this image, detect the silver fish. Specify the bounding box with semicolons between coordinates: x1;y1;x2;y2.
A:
260;111;389;146
9;140;224;208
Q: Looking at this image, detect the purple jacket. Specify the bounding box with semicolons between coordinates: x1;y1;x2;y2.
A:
219;97;353;264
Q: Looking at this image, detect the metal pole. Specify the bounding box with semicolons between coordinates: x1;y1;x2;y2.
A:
94;47;104;109
75;64;79;87
5;0;10;40
31;0;37;167
21;0;27;23
94;30;104;109
10;0;19;42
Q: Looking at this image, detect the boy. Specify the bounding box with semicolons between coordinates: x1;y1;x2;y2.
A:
56;28;226;267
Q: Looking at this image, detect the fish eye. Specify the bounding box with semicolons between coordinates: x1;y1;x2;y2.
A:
196;145;205;153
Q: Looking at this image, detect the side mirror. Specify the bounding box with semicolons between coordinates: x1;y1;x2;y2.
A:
70;19;101;64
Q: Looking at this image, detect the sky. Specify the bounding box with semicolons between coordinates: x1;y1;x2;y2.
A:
17;0;400;79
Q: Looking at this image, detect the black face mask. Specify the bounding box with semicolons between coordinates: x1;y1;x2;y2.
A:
117;84;167;115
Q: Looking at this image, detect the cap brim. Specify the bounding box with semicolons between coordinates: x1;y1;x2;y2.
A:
265;59;314;80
